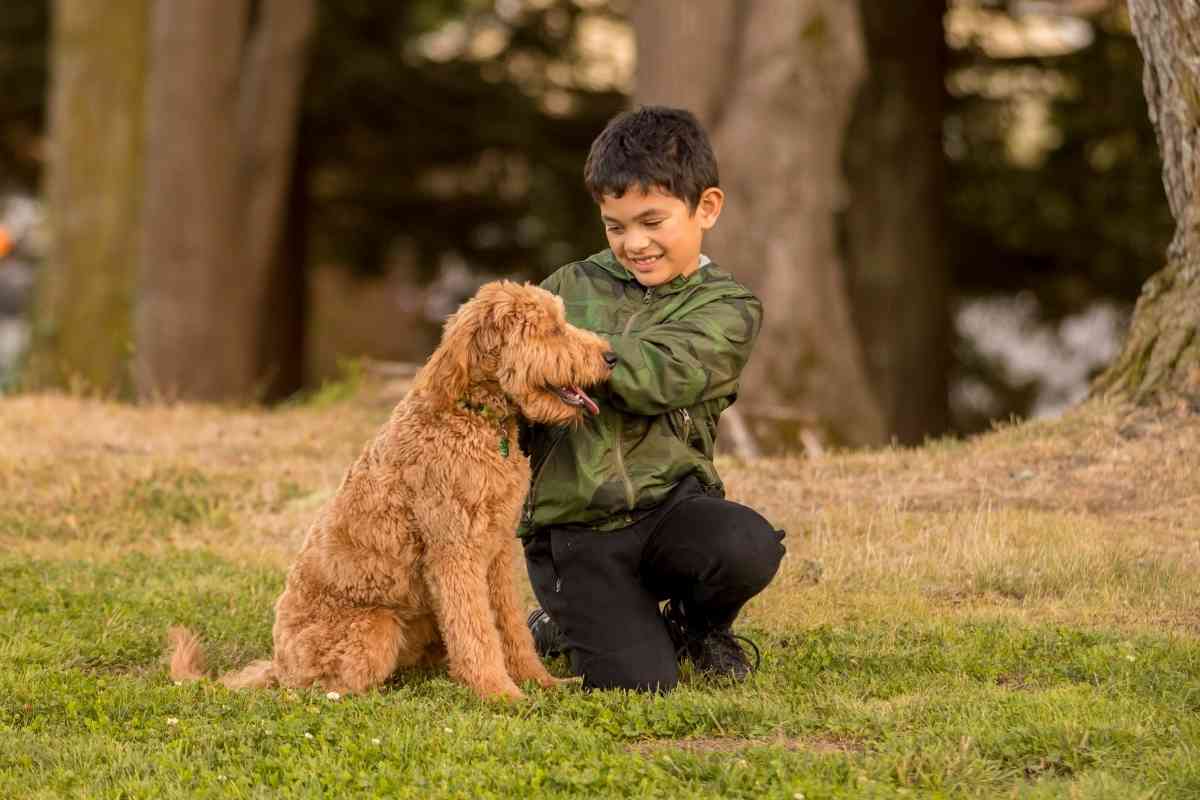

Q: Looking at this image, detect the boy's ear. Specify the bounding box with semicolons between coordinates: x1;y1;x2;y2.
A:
697;187;724;230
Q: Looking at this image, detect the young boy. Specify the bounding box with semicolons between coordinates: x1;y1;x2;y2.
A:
520;106;784;692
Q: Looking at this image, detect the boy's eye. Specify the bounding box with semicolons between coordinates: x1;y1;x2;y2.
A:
606;226;623;234
645;219;663;228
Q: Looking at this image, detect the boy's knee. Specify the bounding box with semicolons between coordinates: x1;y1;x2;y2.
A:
715;510;785;593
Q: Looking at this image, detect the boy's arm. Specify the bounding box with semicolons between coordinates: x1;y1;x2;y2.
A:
605;294;762;416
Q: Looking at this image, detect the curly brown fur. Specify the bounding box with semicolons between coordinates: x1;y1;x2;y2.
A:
168;281;613;700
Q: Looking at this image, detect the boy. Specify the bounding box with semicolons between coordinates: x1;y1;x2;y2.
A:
520;106;784;692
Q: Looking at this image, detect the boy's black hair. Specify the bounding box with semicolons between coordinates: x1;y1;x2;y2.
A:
583;106;719;212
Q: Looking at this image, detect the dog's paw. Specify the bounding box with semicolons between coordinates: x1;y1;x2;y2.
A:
544;675;582;690
529;673;580;690
477;679;526;702
510;659;575;690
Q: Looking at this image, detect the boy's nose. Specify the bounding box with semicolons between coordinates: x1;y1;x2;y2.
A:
603;351;618;369
626;233;651;252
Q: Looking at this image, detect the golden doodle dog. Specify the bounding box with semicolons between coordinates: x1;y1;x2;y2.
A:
168;281;614;701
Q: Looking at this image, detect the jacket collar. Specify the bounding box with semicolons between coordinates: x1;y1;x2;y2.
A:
584;249;711;297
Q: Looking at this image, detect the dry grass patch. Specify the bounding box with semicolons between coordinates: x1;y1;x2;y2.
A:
0;391;387;565
2;389;1198;634
725;401;1200;634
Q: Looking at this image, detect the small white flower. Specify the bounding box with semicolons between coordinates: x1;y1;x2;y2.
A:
372;737;381;745
326;691;341;701
304;732;314;739
443;727;453;734
217;775;226;782
1125;654;1136;662
166;717;179;726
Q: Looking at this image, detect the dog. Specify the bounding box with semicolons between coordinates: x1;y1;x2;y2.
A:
168;281;615;701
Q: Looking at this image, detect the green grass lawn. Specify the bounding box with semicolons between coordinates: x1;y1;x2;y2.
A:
2;391;1199;798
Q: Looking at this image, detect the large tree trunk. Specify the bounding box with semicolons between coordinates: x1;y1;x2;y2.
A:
1093;0;1200;404
634;0;886;452
843;0;950;444
28;0;149;395
256;131;310;402
135;0;314;402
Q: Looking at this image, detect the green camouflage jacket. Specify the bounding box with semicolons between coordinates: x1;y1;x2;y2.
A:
518;248;763;536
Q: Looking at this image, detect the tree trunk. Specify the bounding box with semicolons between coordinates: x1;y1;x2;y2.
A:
256;131;309;403
634;0;887;451
1093;0;1200;405
28;0;148;395
135;0;315;402
843;0;950;445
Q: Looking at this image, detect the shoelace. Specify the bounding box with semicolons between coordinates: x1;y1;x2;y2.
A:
731;633;762;672
673;629;763;674
527;607;548;628
706;630;763;673
663;600;763;673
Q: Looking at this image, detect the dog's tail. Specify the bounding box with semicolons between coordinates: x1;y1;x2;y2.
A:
166;626;277;689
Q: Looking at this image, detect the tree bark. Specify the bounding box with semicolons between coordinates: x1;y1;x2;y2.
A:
634;0;887;451
28;0;148;395
843;0;950;444
1093;0;1200;404
136;0;315;402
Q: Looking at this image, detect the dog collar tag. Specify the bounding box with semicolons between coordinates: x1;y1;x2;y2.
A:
499;436;510;459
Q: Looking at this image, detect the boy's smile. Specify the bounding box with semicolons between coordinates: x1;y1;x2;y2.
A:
599;186;723;287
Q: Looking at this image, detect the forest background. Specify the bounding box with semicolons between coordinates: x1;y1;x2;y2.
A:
0;0;1180;453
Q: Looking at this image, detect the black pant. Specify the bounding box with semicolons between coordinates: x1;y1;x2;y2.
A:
523;477;785;692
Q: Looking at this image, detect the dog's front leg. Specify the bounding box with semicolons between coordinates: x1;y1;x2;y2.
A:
487;539;570;690
424;543;525;702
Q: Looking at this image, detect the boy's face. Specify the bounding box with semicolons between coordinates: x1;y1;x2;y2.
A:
599;186;724;288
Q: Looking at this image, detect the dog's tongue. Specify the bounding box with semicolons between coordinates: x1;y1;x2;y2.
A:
573;386;599;415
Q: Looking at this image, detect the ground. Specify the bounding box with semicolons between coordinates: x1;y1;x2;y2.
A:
1;378;1198;798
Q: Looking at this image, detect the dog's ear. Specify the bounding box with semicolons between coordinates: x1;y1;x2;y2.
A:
472;281;532;342
413;301;477;405
485;281;561;339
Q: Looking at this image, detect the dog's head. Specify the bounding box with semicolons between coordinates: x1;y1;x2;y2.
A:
418;281;616;425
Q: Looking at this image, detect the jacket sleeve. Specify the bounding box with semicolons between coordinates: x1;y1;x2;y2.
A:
605;293;762;416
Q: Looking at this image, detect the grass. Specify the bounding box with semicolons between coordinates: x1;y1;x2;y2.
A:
1;385;1199;798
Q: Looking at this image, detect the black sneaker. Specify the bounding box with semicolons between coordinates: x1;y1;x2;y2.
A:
662;600;760;681
662;599;689;654
527;607;567;658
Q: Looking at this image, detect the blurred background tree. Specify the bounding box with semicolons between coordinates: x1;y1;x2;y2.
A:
846;0;950;446
946;0;1172;431
634;0;891;453
1093;0;1200;406
24;0;146;396
135;0;315;402
0;0;1174;448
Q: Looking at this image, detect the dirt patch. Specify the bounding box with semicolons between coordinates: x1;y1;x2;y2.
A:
995;672;1034;690
626;734;862;756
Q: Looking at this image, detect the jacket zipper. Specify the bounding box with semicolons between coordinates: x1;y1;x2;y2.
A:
608;285;652;512
522;428;565;530
613;421;635;511
680;408;691;443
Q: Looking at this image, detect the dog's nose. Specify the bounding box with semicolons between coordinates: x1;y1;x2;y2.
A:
603;351;618;369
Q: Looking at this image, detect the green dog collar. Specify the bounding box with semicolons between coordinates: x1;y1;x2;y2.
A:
458;399;512;458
